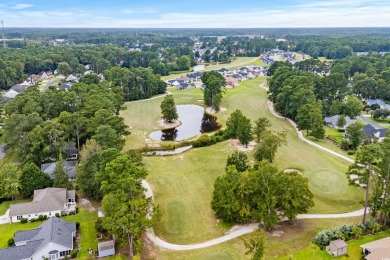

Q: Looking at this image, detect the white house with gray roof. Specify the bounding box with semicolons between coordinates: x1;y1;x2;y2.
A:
0;217;76;260
9;188;76;223
324;115;356;129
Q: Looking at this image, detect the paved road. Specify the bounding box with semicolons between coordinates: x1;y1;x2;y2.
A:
142;84;361;251
357;115;383;129
43;79;60;91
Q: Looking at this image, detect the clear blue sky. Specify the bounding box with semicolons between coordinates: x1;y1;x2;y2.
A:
1;0;389;28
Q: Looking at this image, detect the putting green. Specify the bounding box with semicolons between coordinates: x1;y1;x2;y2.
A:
166;201;187;235
308;170;347;196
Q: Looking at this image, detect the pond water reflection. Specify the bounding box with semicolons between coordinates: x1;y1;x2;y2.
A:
149;105;221;141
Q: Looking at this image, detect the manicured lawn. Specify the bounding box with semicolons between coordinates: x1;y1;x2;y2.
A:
277;229;390;260
0;199;31;215
128;77;364;245
152;217;365;259
0;206;98;260
324;126;344;143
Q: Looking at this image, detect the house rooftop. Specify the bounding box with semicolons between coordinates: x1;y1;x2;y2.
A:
331;239;347;249
365;248;390;260
98;240;115;251
361;237;390;250
0;217;76;260
9;188;75;217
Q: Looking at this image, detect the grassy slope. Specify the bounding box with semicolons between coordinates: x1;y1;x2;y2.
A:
154;217;365;260
0;207;97;260
131;77;364;245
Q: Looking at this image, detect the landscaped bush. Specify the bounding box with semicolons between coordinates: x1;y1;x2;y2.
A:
76;222;80;230
340;139;351;150
70;249;79;258
20;218;28;224
347;150;355;155
30;218;36;222
38;215;44;220
43;215;48;220
7;238;14;247
314;220;380;248
192;130;229;148
55;213;60;218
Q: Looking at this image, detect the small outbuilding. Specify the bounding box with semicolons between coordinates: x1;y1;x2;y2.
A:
98;240;115;258
326;239;348;257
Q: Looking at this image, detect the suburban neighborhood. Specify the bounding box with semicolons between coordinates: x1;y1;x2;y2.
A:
1;2;390;259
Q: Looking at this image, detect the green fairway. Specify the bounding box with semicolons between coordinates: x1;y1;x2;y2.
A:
125;77;365;245
153;217;365;260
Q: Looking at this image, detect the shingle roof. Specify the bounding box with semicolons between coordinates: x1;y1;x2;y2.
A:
98;240;115;252
9;188;74;217
360;237;390;250
365;248;390;260
0;217;76;260
41;161;76;180
331;239;347;249
364;124;388;138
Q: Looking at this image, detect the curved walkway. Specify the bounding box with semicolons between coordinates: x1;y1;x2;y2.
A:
144;84;360;251
260;83;354;163
142;179;364;251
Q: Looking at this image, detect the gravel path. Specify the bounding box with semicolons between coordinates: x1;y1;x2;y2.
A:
143;83;361;251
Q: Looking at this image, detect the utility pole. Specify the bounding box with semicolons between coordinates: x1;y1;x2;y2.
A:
1;20;6;49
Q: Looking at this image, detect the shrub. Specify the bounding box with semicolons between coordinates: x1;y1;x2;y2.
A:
340;139;351;150
7;238;14;247
20;218;28;224
70;249;79;258
30;218;36;222
55;213;60;218
347;150;355;155
76;207;79;213
76;222;80;229
43;215;48;220
38;215;44;220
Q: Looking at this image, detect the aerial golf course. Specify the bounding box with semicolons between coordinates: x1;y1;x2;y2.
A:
121;76;364;259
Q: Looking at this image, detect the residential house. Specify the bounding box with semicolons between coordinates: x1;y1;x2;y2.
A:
361;237;390;260
232;74;244;81
9;188;76;223
59;83;73;91
225;77;239;88
364;124;388;142
367;99;390;110
98;240;115;258
41;161;77;182
39;71;52;80
66;74;79;82
326;239;348;257
63;146;78;160
0;217;76;260
176;82;196;90
324;115;356;129
2;84;30;101
216;68;229;76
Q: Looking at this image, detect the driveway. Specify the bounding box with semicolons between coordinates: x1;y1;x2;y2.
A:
357;115;384;129
0;209;10;224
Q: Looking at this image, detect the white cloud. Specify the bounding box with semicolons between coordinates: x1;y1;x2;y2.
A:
121;8;157;14
12;4;34;10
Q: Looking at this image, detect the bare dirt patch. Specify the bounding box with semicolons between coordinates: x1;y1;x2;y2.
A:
283;168;303;175
206;107;227;114
228;139;257;152
79;198;96;212
158;119;182;130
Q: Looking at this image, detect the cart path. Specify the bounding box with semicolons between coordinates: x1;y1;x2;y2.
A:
142;179;364;251
143;84;360;251
260;83;354;163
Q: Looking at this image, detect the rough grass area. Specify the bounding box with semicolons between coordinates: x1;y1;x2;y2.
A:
134;77;364;245
150;217;365;259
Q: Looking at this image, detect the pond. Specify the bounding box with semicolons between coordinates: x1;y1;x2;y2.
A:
149;105;221;141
